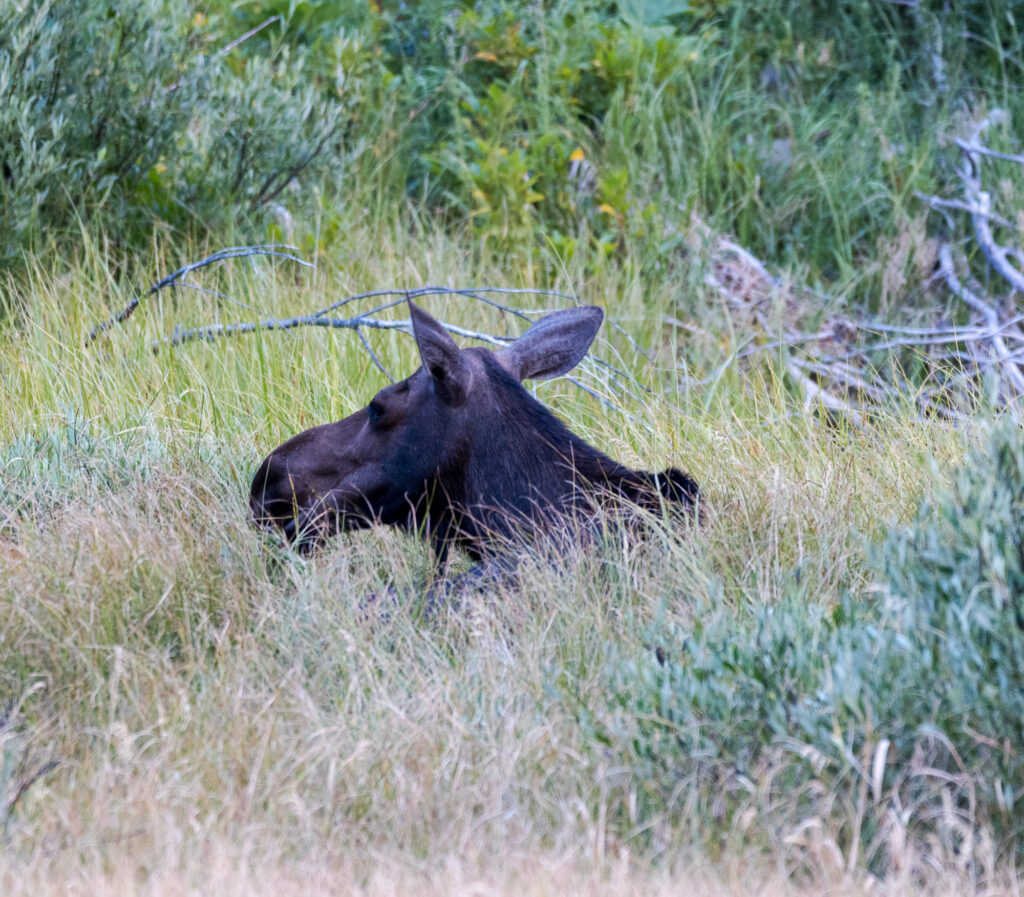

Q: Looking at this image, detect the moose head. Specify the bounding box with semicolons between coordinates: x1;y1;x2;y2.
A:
250;301;699;568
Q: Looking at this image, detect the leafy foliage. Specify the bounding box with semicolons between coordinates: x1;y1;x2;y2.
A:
3;0;1023;284
0;0;341;264
588;422;1024;875
879;421;1024;753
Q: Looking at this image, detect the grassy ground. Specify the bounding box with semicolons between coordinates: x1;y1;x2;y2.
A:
3;0;1023;891
4;228;1011;895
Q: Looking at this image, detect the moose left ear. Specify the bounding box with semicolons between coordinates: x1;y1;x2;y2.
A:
497;305;604;381
409;300;470;402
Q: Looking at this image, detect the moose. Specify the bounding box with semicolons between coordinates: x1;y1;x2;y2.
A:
250;300;699;596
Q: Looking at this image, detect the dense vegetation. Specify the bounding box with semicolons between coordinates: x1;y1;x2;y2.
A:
1;1;1022;894
5;1;1022;290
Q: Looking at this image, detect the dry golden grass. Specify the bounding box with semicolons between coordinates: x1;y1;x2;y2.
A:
0;232;1007;895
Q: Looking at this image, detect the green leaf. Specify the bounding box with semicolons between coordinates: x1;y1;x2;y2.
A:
617;0;691;28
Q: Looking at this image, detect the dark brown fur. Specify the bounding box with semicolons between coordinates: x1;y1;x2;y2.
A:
250;302;699;575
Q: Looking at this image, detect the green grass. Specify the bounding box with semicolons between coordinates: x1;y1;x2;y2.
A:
3;228;1006;895
2;1;1024;890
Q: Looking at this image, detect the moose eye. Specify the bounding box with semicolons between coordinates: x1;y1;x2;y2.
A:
367;401;384;423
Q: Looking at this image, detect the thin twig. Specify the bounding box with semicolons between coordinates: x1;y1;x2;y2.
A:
565;376;632;420
87;245;313;343
215;15;281;59
785;360;865;427
179;280;262;313
315;285;577;320
953;138;1024;167
356;328;394;383
166;16;283;93
914;191;1019;231
938;243;1024;398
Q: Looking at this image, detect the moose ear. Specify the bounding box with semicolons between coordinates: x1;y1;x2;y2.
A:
497;305;604;381
409;300;470;402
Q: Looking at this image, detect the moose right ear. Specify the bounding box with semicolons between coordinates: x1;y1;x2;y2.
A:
409;300;470;402
496;305;604;381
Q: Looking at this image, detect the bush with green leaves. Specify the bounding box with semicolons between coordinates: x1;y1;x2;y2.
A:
582;421;1024;877
217;0;1023;287
5;0;1023;281
0;0;344;266
878;420;1024;757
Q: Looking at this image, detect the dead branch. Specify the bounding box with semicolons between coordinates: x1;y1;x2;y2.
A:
913;192;1018;232
89;248;652;420
953;137;1024;167
954;109;1024;295
786;359;866;427
158;313;411;347
683;107;1024;419
937;243;1024;398
969;192;1024;295
86;244;313;343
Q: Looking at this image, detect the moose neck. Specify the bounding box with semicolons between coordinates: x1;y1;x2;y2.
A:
427;354;639;558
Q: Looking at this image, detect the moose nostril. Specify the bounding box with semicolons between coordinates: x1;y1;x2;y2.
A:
249;494;304;543
253;495;299;523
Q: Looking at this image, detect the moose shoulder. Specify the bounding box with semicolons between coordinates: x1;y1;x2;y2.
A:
250;301;699;572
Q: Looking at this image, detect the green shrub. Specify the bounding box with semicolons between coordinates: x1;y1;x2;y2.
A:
230;0;1022;284
5;0;1023;286
878;420;1024;756
0;0;343;265
582;422;1024;877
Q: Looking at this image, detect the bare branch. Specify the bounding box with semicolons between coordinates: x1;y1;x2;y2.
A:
355;328;394;383
947;109;1024;295
953;137;1024;168
215;15;281;60
914;191;1019;232
938;242;1024;398
785;360;865;428
313;285;576;321
87;245;314;343
970;192;1024;295
178;280;262;313
166;16;283;93
157;314;410;348
565;375;633;421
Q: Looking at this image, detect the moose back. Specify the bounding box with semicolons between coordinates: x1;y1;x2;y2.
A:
250;301;699;572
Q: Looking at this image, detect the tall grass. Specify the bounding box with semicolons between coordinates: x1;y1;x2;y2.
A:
2;228;1002;895
3;1;1023;892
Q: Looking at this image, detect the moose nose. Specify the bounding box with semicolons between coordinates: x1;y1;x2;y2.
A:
251;493;299;530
